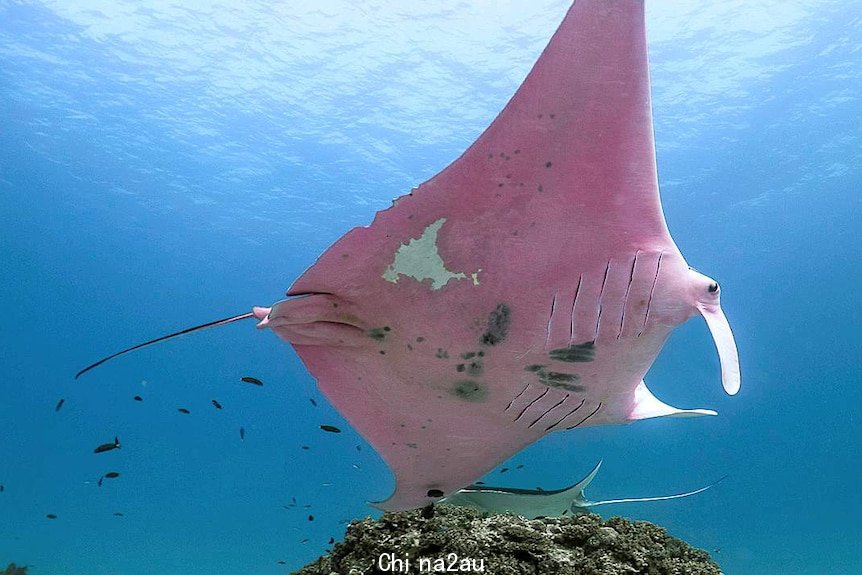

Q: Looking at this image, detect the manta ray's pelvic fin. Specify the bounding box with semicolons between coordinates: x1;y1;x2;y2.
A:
628;380;718;421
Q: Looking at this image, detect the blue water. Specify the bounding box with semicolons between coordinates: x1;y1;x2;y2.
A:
1;1;860;573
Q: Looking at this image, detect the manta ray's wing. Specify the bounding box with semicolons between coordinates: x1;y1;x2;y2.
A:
444;461;726;519
258;0;712;511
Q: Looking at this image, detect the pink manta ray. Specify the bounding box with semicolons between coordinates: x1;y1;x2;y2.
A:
78;0;740;511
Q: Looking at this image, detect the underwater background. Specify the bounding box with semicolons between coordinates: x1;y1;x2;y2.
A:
1;0;860;573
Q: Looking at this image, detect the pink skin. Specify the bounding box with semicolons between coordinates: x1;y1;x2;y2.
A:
250;0;740;511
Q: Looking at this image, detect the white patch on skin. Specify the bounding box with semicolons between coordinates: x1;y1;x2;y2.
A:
382;218;477;290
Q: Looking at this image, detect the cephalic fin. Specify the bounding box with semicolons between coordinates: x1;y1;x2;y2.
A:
628;380;717;420
697;301;741;395
257;294;367;346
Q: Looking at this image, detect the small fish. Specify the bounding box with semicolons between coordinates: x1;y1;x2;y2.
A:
0;484;4;492
500;467;509;473
241;376;263;386
113;512;124;517
277;561;286;565
309;398;317;407
55;398;65;412
94;436;121;454
98;476;104;487
328;536;335;545
301;445;310;450
356;445;362;452
104;472;120;479
516;464;524;469
300;538;309;544
308;514;314;521
239;427;245;441
133;395;143;402
46;514;57;519
291;496;297;505
211;399;223;410
178;408;190;414
320;425;341;433
352;463;360;469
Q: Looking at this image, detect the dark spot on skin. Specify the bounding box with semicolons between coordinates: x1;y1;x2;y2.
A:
478;351;484;357
466;361;483;377
407;344;413;351
379;350;386;355
498;183;504;187
499;152;505;157
332;303;338;308
416;337;425;342
538;371;584;392
406;443;417;449
545;161;553;168
456;364;465;372
480;304;511;346
514;149;520;154
542;372;579;383
530;365;585;392
341;254;349;259
537;184;543;193
427;489;444;498
435;348;449;359
537;114;543;119
450;380;488;402
367;328;388;341
461;352;476;359
549;341;596;362
550;114;556;119
488;153;493;159
384;326;391;332
421;504;435;519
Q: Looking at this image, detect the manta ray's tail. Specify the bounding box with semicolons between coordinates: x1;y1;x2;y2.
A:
584;474;729;509
74;311;256;379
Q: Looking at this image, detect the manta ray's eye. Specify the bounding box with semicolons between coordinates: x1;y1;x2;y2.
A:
708;282;719;293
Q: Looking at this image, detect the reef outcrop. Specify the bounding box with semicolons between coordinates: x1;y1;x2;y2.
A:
294;504;721;575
